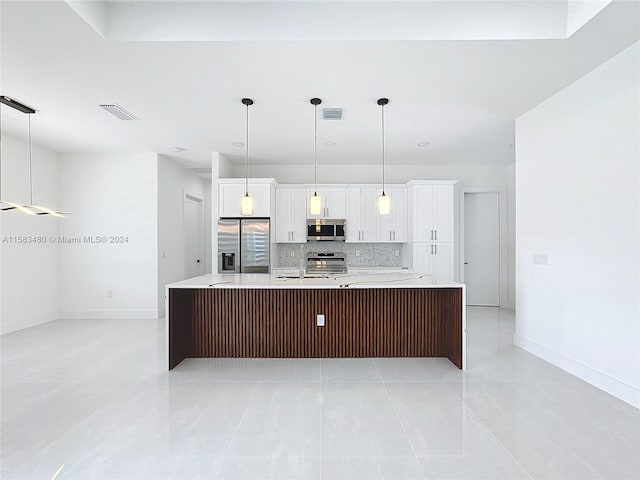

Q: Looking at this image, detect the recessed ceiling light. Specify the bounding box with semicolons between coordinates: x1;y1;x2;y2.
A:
171;146;186;153
324;141;336;147
232;142;245;147
417;141;431;147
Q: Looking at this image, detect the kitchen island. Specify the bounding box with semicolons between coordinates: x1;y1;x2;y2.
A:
166;273;466;370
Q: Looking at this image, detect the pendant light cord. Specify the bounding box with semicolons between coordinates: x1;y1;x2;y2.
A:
381;102;386;195
314;102;318;194
245;103;249;196
28;113;33;205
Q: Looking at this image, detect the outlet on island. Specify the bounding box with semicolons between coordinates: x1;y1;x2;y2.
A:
316;314;325;327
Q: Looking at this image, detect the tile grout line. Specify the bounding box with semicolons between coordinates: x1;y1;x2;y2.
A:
442;382;535;480
373;358;429;480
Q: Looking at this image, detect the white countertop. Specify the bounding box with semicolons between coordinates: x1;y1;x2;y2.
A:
167;273;463;289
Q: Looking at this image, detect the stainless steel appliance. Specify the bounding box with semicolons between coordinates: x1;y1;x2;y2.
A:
306;219;346;241
305;251;347;275
218;218;270;273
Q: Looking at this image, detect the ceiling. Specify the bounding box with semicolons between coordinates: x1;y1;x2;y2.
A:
0;1;638;168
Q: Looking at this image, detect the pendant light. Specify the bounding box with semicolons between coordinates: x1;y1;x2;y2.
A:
309;98;322;216
0;97;69;216
377;98;390;215
241;98;254;216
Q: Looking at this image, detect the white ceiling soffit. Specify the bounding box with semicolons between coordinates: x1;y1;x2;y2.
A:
61;0;587;42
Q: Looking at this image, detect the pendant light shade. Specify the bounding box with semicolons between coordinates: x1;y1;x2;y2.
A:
309;192;322;216
378;192;390;215
377;98;390;215
241;193;253;216
241;98;254;216
309;97;322;216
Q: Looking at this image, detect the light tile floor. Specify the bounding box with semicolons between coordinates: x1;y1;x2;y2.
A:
1;308;638;479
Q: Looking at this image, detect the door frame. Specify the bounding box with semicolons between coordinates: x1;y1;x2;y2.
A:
459;187;508;307
184;192;205;277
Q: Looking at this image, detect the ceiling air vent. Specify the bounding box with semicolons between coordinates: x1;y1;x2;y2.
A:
187;167;212;175
99;104;138;120
323;107;343;120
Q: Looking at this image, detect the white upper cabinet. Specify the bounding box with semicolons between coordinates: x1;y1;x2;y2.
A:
306;187;346;219
376;186;408;243
275;187;307;243
219;181;272;218
411;182;455;243
433;185;454;243
346;187;378;242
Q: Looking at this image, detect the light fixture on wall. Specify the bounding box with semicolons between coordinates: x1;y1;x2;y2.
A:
0;96;70;216
309;98;322;216
241;98;254;216
377;98;390;215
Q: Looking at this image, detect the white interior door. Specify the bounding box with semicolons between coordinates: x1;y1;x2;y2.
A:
184;196;202;279
464;192;500;306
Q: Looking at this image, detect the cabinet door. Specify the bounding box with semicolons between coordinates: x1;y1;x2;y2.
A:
325;189;346;219
291;189;308;242
433;185;454;243
411;243;433;274
275;189;292;242
360;188;378;242
412;185;434;242
345;188;362;242
219;183;245;217
433;243;454;281
391;187;408;243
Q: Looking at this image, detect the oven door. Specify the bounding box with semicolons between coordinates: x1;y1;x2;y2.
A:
307;223;336;241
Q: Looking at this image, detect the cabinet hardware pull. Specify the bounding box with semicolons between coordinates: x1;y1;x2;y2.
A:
434;230;437;241
435;244;437;255
430;230;433;240
431;244;434;255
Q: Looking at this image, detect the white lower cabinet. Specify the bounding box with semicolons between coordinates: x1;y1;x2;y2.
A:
412;242;454;281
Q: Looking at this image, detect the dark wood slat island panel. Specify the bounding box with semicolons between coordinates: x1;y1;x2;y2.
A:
168;287;463;369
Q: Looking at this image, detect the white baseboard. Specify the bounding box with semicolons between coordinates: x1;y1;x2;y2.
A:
1;312;57;335
514;334;640;409
58;310;159;320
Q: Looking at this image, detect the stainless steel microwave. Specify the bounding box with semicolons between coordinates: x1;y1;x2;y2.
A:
307;219;346;241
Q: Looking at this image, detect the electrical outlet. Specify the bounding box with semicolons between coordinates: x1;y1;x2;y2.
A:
394;249;400;257
107;290;113;298
355;250;361;257
316;314;325;327
162;251;166;259
290;251;295;258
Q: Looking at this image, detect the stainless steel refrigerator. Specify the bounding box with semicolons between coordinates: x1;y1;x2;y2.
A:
218;218;270;274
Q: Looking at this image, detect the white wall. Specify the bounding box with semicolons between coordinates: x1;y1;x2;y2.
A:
0;136;60;334
515;42;639;407
157;154;207;315
57;153;158;319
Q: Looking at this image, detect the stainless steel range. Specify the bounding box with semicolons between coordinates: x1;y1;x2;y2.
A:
305;251;347;275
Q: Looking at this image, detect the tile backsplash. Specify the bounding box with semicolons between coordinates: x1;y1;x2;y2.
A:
277;243;403;267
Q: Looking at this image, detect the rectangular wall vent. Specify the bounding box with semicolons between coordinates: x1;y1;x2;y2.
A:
99;104;138;120
323;107;343;120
